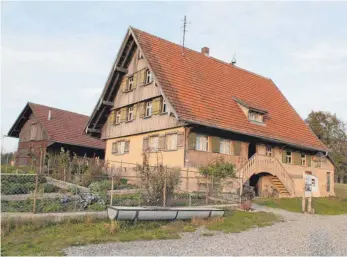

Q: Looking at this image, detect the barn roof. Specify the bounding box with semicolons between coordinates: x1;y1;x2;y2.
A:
8;102;105;150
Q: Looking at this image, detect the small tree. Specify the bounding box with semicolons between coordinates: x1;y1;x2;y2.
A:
135;153;181;206
199;157;236;194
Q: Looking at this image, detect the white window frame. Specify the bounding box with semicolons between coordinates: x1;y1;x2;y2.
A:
128;76;134;91
146;69;152;84
196;134;208;152
220;139;231;155
301;153;306;166
112;141;125;155
127;106;134;121
166;133;178;151
266;146;273;156
286;151;292;164
149;135;159;152
115;110;121;124
162;99;167;113
145;101;152;117
138;51;143;60
248;111;263;123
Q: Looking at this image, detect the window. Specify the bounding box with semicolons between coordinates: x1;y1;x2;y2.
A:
145;101;152;117
162;99;168;113
266;146;272;156
326;172;331;192
149;136;159;152
128;76;134;91
248;111;263;123
286;151;292;164
301;153;306;166
115;110;121;124
127;106;134;121
146;69;152;84
112;141;125;155
138;51;143;60
220;139;231;154
30;124;38;140
196;134;208;151
166;134;178;151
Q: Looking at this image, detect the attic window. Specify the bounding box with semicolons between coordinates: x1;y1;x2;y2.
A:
146;69;152;84
138;51;144;60
128;76;134;91
248;111;263;123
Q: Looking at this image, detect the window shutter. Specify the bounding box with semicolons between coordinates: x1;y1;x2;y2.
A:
109;110;115;124
282;150;287;163
143;137;149;152
158;135;166;151
121;77;128;92
112;142;117;154
211;136;220;153
133;73;138;89
139;102;146;118
294;152;301;165
307;155;312;167
188;132;196;150
234;141;241;156
120;108;127;122
133;104;138;119
177;132;184;148
139;69;146;85
152;97;161;115
124;140;130;153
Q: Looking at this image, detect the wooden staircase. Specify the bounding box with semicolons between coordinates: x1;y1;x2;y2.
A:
269;176;291;197
238;154;295;197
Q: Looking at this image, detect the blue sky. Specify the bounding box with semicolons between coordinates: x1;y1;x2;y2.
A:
1;1;347;152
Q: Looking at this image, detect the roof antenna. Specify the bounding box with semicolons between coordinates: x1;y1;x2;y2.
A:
231;53;237;65
181;15;189;55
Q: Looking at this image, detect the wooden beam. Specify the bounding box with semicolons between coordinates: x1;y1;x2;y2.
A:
102;101;114;107
87;128;101;133
114;67;128;73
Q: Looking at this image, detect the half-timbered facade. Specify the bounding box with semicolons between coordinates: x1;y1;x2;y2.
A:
85;27;334;197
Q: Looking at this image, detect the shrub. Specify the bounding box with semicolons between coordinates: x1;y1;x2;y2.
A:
43;184;60;193
87;202;106;211
67;185;80;195
42;202;64;213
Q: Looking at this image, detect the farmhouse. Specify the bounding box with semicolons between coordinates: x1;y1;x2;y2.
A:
85;27;334;197
8;102;105;166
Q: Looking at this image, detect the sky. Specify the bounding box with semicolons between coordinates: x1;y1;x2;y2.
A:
1;1;347;153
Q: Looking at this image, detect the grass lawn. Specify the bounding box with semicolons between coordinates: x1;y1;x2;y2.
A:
254;184;347;215
1;211;279;256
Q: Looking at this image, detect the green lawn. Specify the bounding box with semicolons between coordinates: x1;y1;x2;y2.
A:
1;211;279;256
254;184;347;216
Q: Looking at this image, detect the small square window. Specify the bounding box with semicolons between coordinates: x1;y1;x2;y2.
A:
115;110;121;124
248;111;263;123
145;101;152;117
301;153;306;166
128;76;134;91
166;134;178;151
112;141;125;155
162;99;168;113
146;69;152;84
266;146;272;156
196;134;208;151
220;139;231;154
149;136;159;152
127;106;134;121
286;151;292;164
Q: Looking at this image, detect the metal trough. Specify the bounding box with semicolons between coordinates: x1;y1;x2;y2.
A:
107;206;225;221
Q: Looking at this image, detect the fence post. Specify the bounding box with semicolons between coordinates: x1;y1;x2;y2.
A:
186;167;189;191
189;193;192;207
33;172;39;214
64;168;66;181
205;176;209;205
110;175;114;206
163;166;167;207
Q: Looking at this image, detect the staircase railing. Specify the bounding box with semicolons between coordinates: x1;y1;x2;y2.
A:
239;154;295;196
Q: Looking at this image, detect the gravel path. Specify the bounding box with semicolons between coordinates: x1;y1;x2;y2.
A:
64;205;347;256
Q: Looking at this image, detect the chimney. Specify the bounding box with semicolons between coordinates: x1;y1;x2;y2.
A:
48;110;52;120
201;47;209;56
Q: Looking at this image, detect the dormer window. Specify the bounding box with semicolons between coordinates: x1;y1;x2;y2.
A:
248;111;263;123
138;51;144;60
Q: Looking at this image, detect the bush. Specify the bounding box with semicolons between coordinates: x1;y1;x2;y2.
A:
67;185;80;195
42;202;64;213
43;184;60;193
87;202;106;211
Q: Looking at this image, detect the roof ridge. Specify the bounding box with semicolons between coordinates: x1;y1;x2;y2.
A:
131;27;272;82
28;102;89;118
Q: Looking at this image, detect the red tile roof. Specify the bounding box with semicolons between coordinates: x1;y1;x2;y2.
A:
29;103;105;149
132;28;327;151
